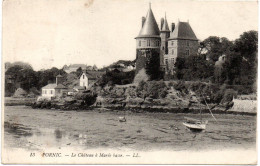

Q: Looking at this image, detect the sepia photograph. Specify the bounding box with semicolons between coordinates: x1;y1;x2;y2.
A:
2;0;258;164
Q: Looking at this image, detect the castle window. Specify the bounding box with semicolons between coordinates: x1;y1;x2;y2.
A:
156;40;160;46
186;49;190;56
165;59;169;69
162;46;164;50
139;40;141;47
172;49;174;55
186;41;189;47
171;41;174;46
50;90;53;94
147;40;150;47
171;58;174;63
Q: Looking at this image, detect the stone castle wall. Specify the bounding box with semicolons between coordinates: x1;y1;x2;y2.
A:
135;48;160;75
177;40;199;57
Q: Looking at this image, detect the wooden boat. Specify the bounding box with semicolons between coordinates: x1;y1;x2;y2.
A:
183;117;208;132
183;93;217;132
118;116;126;122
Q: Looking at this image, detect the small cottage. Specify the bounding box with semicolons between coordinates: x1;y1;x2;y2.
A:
41;75;67;99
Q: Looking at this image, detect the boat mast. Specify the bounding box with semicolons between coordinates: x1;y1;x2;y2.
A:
195;93;202;121
201;93;217;122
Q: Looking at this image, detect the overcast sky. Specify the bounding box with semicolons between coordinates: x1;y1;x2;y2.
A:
3;0;258;71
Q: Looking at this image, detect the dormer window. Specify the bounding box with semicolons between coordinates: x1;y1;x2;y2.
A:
83;75;84;79
186;41;189;47
139;40;141;47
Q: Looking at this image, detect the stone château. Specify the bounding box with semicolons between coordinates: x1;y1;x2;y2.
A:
135;3;199;76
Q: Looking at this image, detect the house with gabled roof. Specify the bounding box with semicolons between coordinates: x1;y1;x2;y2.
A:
78;70;105;89
41;75;67;99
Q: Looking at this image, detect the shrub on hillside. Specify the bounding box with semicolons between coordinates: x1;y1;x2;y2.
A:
74;92;97;106
98;70;135;87
221;89;237;103
136;80;168;99
173;81;187;94
147;81;168;99
136;80;148;99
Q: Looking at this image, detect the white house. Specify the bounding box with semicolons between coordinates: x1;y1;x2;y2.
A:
80;72;88;89
41;75;67;99
42;84;57;98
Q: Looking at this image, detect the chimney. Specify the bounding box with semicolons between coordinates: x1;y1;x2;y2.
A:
160;18;164;30
56;75;63;85
171;23;175;32
142;17;146;28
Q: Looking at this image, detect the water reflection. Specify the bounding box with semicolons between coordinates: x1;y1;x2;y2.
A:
4;122;33;138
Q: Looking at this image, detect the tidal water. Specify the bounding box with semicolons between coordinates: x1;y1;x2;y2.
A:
4;106;256;151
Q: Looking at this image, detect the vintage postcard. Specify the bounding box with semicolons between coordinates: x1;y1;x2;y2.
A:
2;0;258;164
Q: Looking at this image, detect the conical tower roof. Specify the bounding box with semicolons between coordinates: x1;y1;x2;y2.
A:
136;4;160;38
169;21;198;40
161;13;170;32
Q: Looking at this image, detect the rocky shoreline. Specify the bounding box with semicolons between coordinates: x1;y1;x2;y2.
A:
4;97;256;116
5;81;257;116
18;96;254;116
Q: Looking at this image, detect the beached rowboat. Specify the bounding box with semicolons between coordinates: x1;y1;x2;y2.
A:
183;117;208;131
119;116;126;122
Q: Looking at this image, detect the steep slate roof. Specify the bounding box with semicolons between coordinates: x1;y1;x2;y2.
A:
55;84;67;89
42;83;67;89
161;13;170;32
169;21;198;40
136;4;160;38
42;84;57;89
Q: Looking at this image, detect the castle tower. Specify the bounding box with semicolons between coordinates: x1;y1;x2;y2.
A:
135;3;161;78
160;13;171;70
166;21;198;74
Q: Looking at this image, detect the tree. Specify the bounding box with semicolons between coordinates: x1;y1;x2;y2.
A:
76;67;83;77
217;31;257;89
174;55;214;81
97;69;135;87
174;57;186;79
5;65;38;92
234;31;258;87
200;36;233;62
